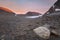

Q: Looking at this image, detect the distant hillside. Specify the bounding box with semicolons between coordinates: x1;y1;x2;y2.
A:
25;11;41;16
0;7;15;15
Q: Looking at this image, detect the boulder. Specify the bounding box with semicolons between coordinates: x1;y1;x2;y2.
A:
33;24;50;39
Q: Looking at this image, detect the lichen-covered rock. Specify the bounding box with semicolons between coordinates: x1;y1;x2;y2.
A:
33;26;50;39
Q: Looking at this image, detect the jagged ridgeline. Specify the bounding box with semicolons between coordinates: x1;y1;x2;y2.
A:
45;0;60;14
42;0;60;40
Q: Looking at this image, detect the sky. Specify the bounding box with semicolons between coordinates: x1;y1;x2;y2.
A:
0;0;57;14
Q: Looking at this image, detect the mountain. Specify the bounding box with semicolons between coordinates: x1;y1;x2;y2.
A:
44;0;60;15
39;0;60;39
0;7;15;15
42;0;60;36
54;0;60;9
25;11;41;16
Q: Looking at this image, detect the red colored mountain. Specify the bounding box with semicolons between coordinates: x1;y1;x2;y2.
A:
0;7;15;15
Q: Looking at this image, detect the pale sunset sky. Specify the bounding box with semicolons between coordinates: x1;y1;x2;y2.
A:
0;0;57;14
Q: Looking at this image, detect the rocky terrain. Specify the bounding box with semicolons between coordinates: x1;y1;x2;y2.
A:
0;0;60;40
0;7;60;40
0;7;42;40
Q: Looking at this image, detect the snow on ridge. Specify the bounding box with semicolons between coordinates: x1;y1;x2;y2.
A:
25;15;43;18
